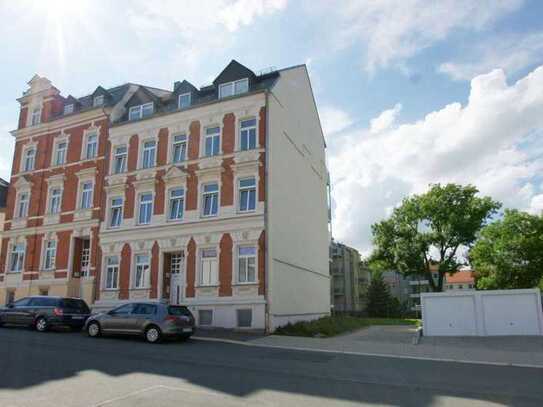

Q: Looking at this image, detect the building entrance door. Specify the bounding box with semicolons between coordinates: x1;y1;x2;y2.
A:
170;252;184;305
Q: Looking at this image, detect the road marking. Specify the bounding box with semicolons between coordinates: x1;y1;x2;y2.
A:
92;385;164;406
191;336;543;369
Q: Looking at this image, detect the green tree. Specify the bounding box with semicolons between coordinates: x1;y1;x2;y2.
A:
366;272;398;317
470;209;543;289
370;184;500;292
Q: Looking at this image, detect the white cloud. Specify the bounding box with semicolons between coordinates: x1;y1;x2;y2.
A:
313;0;523;72
439;31;543;81
0;123;14;180
370;103;402;134
529;195;543;215
219;0;287;31
329;66;543;254
319;106;354;138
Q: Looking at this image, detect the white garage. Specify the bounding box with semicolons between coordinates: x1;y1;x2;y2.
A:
421;289;543;336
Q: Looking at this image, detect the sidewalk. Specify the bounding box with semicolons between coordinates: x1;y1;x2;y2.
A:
193;325;543;368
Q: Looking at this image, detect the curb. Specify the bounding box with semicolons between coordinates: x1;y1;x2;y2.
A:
191;335;543;369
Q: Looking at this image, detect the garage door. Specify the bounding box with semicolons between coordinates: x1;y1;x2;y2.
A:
482;293;541;336
422;295;477;336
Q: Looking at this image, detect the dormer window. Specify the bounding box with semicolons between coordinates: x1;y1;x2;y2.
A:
219;78;249;99
178;93;191;109
93;95;104;107
64;104;74;115
31;107;41;126
129;102;154;121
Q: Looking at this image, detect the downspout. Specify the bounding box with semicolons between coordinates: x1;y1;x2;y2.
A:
264;91;271;334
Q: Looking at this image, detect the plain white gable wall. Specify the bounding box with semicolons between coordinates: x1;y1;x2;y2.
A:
266;66;330;330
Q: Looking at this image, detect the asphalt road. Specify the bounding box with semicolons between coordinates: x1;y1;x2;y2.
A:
0;326;542;406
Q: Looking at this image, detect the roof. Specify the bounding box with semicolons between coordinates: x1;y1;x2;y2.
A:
446;270;475;284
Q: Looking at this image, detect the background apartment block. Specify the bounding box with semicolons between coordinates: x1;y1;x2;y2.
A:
330;240;368;313
0;61;331;331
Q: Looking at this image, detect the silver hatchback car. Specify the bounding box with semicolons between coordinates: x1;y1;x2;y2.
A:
85;302;195;343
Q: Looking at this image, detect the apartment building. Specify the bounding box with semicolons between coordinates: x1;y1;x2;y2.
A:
330;240;368;313
0;61;331;331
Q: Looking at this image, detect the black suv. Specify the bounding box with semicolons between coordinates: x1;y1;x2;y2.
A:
0;296;91;332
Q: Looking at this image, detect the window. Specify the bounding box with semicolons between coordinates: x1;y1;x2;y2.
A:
93;95;104;107
129;103;154;121
200;248;218;286
80;181;93;209
111;303;134;315
49;188;62;214
63;104;74;115
138;193;153;224
199;310;213;325
9;243;25;273
31;107;41;126
172;134;187;163
239;177;256;212
201;183;219;217
80;240;90;277
237;309;252;328
17;192;29;218
23;148;36;172
142;140;156;169
54;141;67;166
113;145;127;174
105;256;119;289
133;303;156;315
240;118;257;150
85;132;98;159
110;197;123;228
168;188;184;220
219;78;249;98
204;127;220;157
43;240;56;270
178;93;191;109
134;254;150;288
238;247;257;283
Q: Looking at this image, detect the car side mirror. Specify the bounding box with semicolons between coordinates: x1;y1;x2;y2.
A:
6;303;14;309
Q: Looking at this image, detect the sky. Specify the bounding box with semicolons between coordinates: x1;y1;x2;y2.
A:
1;0;542;256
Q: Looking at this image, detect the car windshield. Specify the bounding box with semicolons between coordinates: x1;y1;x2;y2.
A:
168;306;192;317
60;299;90;313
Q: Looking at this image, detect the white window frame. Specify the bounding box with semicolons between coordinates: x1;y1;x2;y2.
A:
80;181;94;209
171;134;187;164
93;95;104;107
84;131;98;160
137;192;154;225
168;187;185;221
219;78;248;99
238;177;256;213
80;240;91;277
22;146;36;172
63;104;74;115
42;239;57;271
16;191;29;219
237;246;257;284
104;256;119;290
9;242;25;273
201;182;219;218
30;106;41;126
239;118;257;151
112;145;128;174
52;139;68;166
178;93;191;109
48;187;62;214
204;126;221;157
141;140;156;169
133;254;150;289
199;248;218;286
109;196;124;228
129;102;154;121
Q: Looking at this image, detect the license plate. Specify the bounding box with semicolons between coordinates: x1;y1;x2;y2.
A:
72;316;84;320
182;328;192;333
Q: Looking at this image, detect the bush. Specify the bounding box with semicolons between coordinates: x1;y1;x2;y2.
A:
366;273;403;318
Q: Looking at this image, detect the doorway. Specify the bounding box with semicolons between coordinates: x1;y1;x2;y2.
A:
169;252;184;305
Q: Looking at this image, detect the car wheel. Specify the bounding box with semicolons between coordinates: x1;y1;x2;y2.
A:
145;325;161;344
35;317;48;332
87;322;101;338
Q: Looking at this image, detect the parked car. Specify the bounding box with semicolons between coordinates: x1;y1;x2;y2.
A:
85;302;195;343
0;296;91;332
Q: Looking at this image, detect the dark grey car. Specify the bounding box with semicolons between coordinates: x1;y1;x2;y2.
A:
0;296;90;332
85;302;195;343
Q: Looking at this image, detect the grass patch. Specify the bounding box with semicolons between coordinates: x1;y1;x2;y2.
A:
274;316;420;338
